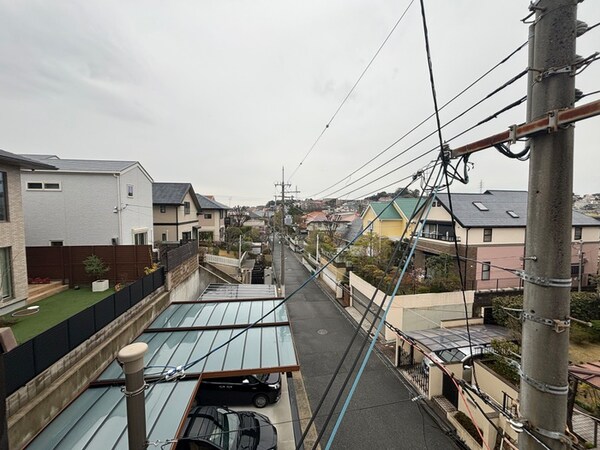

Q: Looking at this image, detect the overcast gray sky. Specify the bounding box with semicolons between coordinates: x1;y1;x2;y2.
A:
0;1;598;206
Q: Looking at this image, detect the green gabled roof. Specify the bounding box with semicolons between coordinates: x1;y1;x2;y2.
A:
368;202;402;220
394;198;424;220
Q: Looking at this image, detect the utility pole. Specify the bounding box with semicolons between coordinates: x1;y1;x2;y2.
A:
520;1;577;448
274;168;299;290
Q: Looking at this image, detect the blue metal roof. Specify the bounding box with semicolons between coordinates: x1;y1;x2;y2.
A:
27;381;196;450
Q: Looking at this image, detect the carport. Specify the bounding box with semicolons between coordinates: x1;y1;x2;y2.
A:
26;291;299;449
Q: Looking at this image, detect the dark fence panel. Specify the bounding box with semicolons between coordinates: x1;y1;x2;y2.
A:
130;279;144;305
33;322;70;374
4;341;35;395
114;288;131;316
68;308;96;348
164;241;197;272
4;269;166;395
94;295;116;331
142;275;153;298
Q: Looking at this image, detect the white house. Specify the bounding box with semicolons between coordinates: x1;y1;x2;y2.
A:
20;154;154;246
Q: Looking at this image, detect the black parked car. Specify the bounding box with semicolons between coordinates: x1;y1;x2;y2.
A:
176;405;277;450
198;373;281;408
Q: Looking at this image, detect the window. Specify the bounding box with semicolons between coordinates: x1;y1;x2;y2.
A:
473;201;489;211
574;226;582;240
26;181;61;191
483;228;493;242
482;262;491;280
571;264;581;277
432;200;441;207
184;202;190;215
0;247;13;300
134;232;147;245
506;210;519;218
204;213;212;220
0;172;8;222
161;233;167;241
49;241;63;246
182;231;192;241
159;205;166;213
27;182;43;190
127;184;134;198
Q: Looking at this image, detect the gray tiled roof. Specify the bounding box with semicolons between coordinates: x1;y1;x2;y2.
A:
433;190;599;227
0;149;57;170
340;217;363;243
153;182;194;205
196;194;229;210
20;154;137;173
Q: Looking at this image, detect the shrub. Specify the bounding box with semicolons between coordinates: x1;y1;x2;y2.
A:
83;255;110;280
454;411;483;445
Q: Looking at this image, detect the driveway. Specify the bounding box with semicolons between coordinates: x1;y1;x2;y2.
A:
274;243;459;450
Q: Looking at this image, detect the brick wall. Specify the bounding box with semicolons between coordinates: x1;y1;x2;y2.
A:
0;165;28;307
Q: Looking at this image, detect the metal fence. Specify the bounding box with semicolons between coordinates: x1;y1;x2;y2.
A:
3;268;164;396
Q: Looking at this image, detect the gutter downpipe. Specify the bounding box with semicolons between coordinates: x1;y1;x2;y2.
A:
115;174;123;244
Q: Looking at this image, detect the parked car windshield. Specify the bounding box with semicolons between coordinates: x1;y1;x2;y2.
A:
210;408;240;450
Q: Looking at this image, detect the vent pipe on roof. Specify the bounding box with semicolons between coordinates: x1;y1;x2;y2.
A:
117;342;148;450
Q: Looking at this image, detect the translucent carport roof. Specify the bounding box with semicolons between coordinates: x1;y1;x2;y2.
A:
98;300;298;381
27;380;196;450
405;324;512;353
198;283;279;301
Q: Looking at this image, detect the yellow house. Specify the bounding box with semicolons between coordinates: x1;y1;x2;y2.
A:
361;198;422;240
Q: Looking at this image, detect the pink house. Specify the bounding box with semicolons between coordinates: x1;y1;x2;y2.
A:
413;190;600;291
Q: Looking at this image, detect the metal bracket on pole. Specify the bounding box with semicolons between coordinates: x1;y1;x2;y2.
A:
121;383;149;398
521;312;570;333
508;124;518;144
529;425;574;446
520;370;569;396
516;270;573;288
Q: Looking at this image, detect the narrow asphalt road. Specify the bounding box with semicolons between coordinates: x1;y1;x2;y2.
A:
273;243;460;450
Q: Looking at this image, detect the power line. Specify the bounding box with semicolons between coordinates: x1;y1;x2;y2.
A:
287;0;416;183
310;40;528;198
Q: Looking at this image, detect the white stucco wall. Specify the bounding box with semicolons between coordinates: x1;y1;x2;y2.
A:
21;165;153;246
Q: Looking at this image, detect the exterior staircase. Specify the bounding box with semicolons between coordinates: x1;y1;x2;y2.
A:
27;281;69;304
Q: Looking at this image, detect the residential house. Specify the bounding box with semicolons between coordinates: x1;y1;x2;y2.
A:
196;194;229;242
153;183;202;243
413;190;600;291
361;198;423;241
301;211;330;232
20;154;154;246
244;211;268;231
0;150;56;312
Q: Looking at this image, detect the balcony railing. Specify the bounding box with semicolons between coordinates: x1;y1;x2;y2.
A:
419;232;461;242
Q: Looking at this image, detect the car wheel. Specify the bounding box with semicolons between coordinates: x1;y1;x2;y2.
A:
253;394;269;408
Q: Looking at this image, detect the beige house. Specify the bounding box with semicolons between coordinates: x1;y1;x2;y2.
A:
153;183;201;243
196;194;229;243
0;150;56;313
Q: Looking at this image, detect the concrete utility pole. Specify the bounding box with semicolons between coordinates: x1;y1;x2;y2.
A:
520;1;577;448
118;343;148;450
274;168;300;290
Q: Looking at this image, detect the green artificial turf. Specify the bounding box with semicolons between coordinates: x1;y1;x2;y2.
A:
1;287;114;344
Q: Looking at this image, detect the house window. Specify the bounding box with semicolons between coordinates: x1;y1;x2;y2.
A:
506;210;519;218
0;247;13;300
432;200;441;207
482;262;491;280
571;264;581;277
204;213;212;220
473;202;489;211
483;228;492;242
27;181;61;191
0;172;8;222
134;232;147;245
159;205;166;213
49;241;63;246
184;202;190;215
182;231;192;241
27;182;43;190
161;233;167;241
574;226;582;240
127;184;134;198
